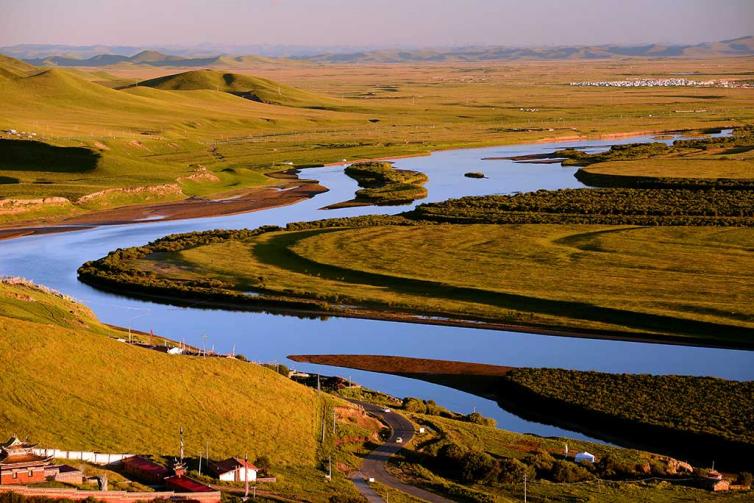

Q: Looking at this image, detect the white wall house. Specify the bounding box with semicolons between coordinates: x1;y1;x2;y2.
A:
210;458;257;482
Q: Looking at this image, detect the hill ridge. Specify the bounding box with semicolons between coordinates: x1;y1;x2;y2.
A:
9;35;753;66
135;68;334;108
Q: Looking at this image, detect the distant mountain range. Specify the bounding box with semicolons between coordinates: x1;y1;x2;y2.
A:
4;36;753;67
296;36;754;63
20;50;274;68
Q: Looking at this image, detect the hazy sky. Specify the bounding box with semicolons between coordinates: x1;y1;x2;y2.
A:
1;0;753;48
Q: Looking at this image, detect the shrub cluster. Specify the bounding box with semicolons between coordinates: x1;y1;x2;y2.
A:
402;397;496;426
504;368;754;446
434;443;593;486
574;170;754;190
557;141;671;166
344;161;428;205
409;189;754;226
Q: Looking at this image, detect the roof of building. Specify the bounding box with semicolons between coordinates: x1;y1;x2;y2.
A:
210;457;258;475
1;436;39;452
165;475;215;492
0;454;51;466
122;456;170;476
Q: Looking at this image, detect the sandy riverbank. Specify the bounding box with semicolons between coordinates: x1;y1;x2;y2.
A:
0;179;327;241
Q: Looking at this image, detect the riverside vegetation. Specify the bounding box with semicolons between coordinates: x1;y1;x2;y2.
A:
79;175;754;346
554;125;754;189
341;161;428;206
334;378;753;502
2;53;754;224
295;353;754;471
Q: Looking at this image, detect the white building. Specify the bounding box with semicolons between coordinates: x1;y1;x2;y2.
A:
574;452;596;464
209;457;258;482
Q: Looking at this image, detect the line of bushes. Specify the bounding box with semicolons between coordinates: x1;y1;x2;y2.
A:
408;188;754;226
401;397;496;427
494;369;754;470
503;369;754;446
574;170;754;190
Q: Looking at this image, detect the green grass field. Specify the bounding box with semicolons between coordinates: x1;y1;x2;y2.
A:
2;54;754;224
112;223;753;343
0;278;321;466
570;129;754;187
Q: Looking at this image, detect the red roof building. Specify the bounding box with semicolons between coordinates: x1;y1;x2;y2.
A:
164;476;215;493
0;437;53;486
121;456;170;484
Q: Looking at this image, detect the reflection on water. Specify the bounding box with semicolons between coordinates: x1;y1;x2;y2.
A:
1;131;750;442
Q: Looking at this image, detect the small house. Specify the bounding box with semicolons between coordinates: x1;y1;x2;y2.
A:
209;457;258;482
574;452;596;464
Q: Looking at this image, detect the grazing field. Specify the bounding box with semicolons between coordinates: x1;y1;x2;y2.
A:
2;54;754;224
79;218;754;345
0;278;322;466
563;126;754;188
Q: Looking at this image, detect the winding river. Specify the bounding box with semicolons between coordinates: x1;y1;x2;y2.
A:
1;131;751;443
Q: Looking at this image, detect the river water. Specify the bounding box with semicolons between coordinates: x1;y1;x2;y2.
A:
1;131;751;443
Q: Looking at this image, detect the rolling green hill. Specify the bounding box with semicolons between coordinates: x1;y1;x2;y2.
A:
0;54;36;79
0;277;324;466
136;69;335;108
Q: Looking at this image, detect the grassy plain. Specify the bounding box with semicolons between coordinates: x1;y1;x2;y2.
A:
117;223;754;343
563;127;754;187
2;55;754;224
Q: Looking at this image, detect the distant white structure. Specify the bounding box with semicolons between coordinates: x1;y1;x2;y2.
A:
569;78;751;89
574;452;596;464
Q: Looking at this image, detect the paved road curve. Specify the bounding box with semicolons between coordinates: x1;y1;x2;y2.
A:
348;400;453;503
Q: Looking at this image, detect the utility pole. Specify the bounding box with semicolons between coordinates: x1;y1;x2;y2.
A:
523;473;527;503
202;335;208;358
179;427;184;463
198;451;202;476
244;453;249;500
321;410;326;443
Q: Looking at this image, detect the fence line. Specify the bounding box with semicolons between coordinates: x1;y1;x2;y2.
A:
33;448;135;466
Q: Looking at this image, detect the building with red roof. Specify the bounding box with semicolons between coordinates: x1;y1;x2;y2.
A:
164;475;215;493
121;455;170;484
0;437;53;485
208;457;258;482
